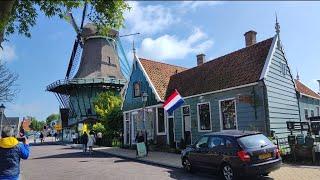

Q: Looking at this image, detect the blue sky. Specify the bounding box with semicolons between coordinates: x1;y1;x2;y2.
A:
1;1;320;120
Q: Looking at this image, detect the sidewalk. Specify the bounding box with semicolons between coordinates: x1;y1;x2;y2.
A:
94;147;182;168
92;147;320;180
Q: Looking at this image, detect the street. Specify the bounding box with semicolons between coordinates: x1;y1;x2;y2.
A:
20;144;320;180
21;144;215;180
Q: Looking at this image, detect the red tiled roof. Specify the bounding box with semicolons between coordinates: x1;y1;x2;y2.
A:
166;37;274;98
139;58;187;100
295;79;320;99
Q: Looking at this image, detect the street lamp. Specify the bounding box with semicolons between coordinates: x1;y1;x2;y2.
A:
0;104;6;138
142;92;148;155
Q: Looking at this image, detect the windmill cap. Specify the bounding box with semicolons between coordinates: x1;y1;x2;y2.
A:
82;23;119;38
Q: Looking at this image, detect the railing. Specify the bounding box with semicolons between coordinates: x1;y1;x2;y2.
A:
47;77;127;91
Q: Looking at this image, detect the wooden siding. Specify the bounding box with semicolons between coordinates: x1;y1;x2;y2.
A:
264;47;300;138
174;83;267;143
122;61;159;111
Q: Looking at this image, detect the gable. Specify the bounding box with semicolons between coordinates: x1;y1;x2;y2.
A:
166;37;274;98
295;80;320;100
122;57;159;111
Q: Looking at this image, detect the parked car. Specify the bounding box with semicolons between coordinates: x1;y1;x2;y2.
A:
181;131;281;180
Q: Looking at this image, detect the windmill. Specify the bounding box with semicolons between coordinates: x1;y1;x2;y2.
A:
47;4;131;130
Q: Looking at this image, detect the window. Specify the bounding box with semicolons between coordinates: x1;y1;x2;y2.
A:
195;136;209;148
182;106;191;145
220;99;237;130
157;108;165;134
226;139;234;148
304;109;309;120
133;82;141;97
238;134;272;149
317;107;320;116
208;136;225;148
311;110;315;117
280;62;287;76
197;103;211;131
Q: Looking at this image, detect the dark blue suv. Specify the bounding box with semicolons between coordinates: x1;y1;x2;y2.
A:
181;131;281;180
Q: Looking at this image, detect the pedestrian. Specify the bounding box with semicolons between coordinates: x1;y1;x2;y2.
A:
75;132;79;144
54;132;58;141
82;132;88;152
96;132;102;146
72;132;76;144
87;131;95;154
40;132;44;143
0;126;30;180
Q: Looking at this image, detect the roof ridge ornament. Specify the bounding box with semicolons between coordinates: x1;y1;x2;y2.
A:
275;12;281;48
296;69;300;81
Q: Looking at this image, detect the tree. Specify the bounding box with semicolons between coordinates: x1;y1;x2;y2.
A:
92;122;105;134
0;0;130;47
94;91;122;119
93;91;122;140
29;117;45;132
46;113;60;125
0;60;18;102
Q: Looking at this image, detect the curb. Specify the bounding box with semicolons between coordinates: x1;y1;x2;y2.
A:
94;149;182;169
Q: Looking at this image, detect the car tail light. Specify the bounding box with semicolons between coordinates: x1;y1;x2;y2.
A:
237;150;250;162
274;148;281;158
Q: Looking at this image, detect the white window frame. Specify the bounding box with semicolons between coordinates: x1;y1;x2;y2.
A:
181;105;192;144
304;108;309;120
156;107;166;135
197;102;212;132
219;98;238;131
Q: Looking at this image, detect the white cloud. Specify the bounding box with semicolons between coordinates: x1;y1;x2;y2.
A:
138;28;213;61
123;1;175;36
179;1;223;10
0;44;17;62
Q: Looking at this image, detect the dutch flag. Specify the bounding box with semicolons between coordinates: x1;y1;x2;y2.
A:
163;89;185;114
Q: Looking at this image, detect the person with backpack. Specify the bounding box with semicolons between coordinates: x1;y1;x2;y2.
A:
0;126;30;180
82;132;88;152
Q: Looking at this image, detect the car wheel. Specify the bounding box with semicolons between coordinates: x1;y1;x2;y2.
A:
182;158;193;173
221;164;234;180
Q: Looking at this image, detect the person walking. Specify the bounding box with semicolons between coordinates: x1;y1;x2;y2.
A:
87;131;95;154
96;132;102;146
82;132;88;152
39;132;44;144
72;132;76;144
54;132;58;141
0;126;30;180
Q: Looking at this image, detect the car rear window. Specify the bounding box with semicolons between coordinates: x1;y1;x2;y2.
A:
237;134;272;149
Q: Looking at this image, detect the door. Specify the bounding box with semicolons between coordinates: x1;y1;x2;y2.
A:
189;136;209;168
182;106;192;145
131;112;139;144
168;116;175;148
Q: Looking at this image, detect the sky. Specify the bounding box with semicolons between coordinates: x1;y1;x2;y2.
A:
0;1;320;120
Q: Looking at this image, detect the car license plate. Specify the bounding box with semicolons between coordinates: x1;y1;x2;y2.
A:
259;153;271;160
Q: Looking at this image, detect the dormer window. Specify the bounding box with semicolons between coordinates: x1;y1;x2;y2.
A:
133;82;141;97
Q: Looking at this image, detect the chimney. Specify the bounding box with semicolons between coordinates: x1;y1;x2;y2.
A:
244;30;257;47
197;54;206;66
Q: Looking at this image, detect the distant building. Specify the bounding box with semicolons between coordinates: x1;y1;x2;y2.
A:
0;113;20;136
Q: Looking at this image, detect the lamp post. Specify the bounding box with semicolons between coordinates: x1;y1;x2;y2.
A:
142;92;148;154
0;104;6;138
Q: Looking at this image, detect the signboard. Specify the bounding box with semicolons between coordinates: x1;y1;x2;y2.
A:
136;142;147;157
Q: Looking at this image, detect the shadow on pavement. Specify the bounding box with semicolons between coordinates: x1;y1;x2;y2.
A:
32;151;113;159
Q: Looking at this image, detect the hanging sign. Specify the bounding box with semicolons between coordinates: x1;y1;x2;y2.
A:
136;142;147;157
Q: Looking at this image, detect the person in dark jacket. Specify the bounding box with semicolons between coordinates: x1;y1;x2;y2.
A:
0;126;29;180
82;132;88;152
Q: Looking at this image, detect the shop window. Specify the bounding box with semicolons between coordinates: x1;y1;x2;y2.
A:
220;99;237;130
197;103;211;131
311;110;314;117
304;109;309;119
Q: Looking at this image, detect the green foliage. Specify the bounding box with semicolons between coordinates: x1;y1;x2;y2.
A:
94;91;122;119
92;122;106;133
46;113;60;125
1;0;130;40
93;91;123;140
29;118;45;132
